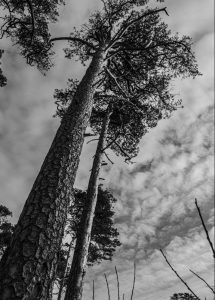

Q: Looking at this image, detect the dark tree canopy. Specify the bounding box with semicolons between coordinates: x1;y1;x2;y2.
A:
54;71;182;162
0;0;65;70
53;0;200;162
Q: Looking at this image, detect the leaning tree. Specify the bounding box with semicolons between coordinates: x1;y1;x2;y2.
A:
0;1;200;299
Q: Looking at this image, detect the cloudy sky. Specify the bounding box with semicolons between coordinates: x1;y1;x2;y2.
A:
0;0;214;299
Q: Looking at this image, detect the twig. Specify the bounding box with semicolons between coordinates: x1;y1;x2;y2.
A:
195;198;215;258
190;269;215;294
160;249;201;300
130;262;136;300
102;133;120;152
113;141;132;161
104;273;110;300
87;138;99;144
104;151;114;165
115;266;120;300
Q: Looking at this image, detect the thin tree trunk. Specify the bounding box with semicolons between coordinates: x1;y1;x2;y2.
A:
64;105;112;300
0;48;106;300
57;240;73;300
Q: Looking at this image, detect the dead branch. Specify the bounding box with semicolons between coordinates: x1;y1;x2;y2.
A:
104;151;114;164
160;249;201;300
104;273;110;300
189;269;215;294
130;262;136;300
115;266;120;300
87;138;99;144
195;198;215;258
93;280;95;300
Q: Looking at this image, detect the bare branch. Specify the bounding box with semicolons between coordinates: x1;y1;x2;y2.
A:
113;141;133;161
115;266;120;300
104;151;114;165
130;262;136;300
86;138;99;144
195;198;215;258
189;269;215;294
50;37;97;50
160;249;201;300
104;273;110;300
102;133;120;152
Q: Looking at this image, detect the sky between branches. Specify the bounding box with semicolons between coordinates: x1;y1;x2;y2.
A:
0;0;214;299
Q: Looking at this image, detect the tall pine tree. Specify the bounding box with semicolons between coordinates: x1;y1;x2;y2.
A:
0;1;200;298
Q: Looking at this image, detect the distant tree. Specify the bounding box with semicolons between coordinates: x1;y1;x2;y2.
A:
170;293;198;300
0;205;14;258
55;187;121;300
0;1;200;298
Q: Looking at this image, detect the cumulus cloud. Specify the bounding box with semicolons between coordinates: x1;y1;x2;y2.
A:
82;105;214;300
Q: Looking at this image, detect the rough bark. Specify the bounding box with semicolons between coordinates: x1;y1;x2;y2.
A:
57;241;73;300
0;48;106;300
64;105;112;300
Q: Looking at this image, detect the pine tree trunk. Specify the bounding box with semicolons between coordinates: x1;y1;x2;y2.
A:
0;48;106;300
57;240;73;300
64;105;112;300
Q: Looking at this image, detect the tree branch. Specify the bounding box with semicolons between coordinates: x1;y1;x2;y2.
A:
113;141;133;162
50;37;97;50
106;68;144;115
160;249;201;300
104;273;111;300
189;269;215;294
102;132;120;152
107;7;168;51
86;138;99;145
195;198;215;259
130;262;136;300
115;266;120;300
104;151;114;165
25;0;35;44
